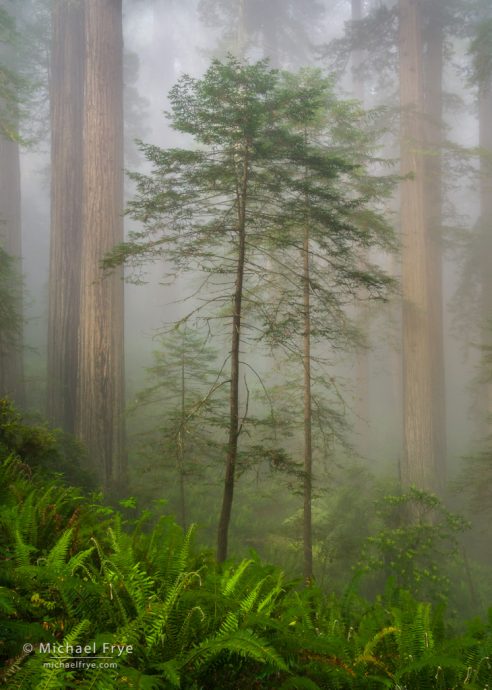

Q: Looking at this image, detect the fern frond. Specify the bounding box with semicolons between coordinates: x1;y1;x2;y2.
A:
14;529;35;567
0;585;16;614
238;576;268;615
257;572;284;615
183;628;288;672
361;625;399;658
152;660;181;688
67;546;96;577
218;611;239;636
221;558;253;596
278;676;322;690
46;528;73;572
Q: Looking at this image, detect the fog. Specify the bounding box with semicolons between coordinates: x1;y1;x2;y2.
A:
2;0;492;653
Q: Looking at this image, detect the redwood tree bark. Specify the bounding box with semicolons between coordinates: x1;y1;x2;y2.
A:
424;8;446;485
399;0;440;493
302;221;313;583
0;131;23;405
77;0;126;488
478;78;492;423
351;0;371;455
0;0;24;406
47;0;84;432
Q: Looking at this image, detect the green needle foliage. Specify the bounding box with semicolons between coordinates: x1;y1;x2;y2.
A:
130;326;227;528
106;56;397;564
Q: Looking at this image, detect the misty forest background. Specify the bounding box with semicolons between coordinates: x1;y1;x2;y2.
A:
1;0;492;688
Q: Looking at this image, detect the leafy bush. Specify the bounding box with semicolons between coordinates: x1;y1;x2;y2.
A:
0;398;94;490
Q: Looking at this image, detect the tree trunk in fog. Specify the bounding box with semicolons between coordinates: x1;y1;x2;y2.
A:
424;10;446;484
217;145;249;563
399;0;440;493
47;0;84;432
351;0;370;456
236;0;246;57
302;221;313;583
178;344;187;529
0;130;24;406
0;1;24;407
77;0;126;489
478;79;492;425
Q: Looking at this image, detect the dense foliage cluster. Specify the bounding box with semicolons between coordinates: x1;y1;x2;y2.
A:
1;406;492;689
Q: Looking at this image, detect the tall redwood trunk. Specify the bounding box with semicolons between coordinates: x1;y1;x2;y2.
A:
351;0;370;454
47;0;84;432
77;0;126;488
399;0;440;492
302;221;313;583
217;146;249;563
0;0;24;406
478;80;492;424
424;10;446;485
0;132;23;405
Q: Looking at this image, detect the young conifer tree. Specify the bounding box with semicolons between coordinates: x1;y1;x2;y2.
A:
132;326;227;529
107;57;395;565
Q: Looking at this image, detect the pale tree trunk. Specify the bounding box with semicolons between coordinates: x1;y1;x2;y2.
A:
47;0;84;432
478;81;492;424
424;11;446;484
351;0;370;455
178;343;187;529
399;0;440;493
302;221;313;583
77;0;126;489
0;0;24;406
217;145;249;563
236;0;246;57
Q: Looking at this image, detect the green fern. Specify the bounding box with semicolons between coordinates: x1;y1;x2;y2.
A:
45;529;73;572
221;558;254;597
14;529;35;567
183;627;288;672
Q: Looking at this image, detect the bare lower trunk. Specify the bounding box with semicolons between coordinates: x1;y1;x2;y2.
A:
399;0;439;493
303;223;313;583
47;0;84;432
77;0;126;489
178;345;187;529
217;149;249;563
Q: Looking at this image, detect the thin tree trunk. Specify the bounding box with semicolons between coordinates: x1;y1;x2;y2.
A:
178;341;187;529
399;0;439;492
47;0;84;432
351;0;370;454
77;0;126;489
424;13;446;487
479;82;492;424
217;147;249;563
302;221;313;583
351;0;364;102
236;0;246;57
